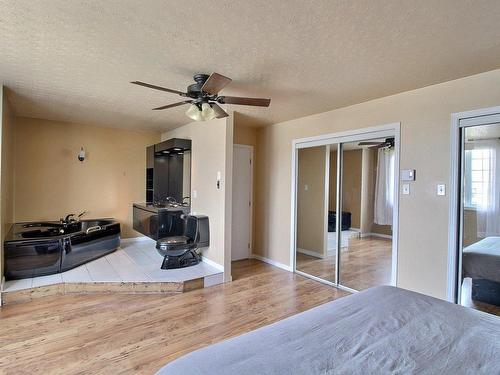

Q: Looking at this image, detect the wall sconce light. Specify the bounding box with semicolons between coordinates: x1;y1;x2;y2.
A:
78;147;86;162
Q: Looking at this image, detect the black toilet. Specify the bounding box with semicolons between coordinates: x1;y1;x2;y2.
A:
156;215;209;269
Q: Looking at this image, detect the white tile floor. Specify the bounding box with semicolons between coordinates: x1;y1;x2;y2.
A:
2;238;223;292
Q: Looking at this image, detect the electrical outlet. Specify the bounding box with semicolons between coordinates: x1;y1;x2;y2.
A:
402;184;410;195
437;184;446;196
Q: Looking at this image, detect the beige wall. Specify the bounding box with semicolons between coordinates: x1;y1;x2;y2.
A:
329;150;362;229
1;87;15;281
463;209;480;247
297;146;327;256
13;117;160;238
234;121;258;146
161;116;233;275
254;69;500;300
328;151;337;211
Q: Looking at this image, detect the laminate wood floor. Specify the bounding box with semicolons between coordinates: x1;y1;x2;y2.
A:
296;237;392;290
0;259;348;375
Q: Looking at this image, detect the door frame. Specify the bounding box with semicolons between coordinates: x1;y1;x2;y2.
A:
232;144;254;259
290;122;401;291
447;105;500;303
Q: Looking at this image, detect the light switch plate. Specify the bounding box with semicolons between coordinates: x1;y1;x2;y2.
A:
437;184;446;196
402;184;410;195
401;169;416;181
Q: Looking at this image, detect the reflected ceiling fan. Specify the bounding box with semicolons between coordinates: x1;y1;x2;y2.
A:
358;137;395;149
131;73;271;121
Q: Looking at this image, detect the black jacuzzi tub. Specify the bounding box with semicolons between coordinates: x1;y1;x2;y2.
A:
4;219;121;280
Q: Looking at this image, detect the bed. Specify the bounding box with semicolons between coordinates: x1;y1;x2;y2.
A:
157;286;500;375
463;236;500;305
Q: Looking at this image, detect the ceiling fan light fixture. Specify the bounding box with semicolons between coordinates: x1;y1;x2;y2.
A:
133;72;270;121
201;102;216;121
185;103;203;122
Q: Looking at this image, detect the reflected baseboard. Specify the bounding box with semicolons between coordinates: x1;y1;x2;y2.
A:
297;248;325;259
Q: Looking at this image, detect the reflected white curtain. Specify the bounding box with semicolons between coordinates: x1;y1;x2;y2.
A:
374;148;395;226
477;140;500;237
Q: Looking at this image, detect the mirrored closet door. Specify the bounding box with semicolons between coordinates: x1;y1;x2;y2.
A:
338;139;394;291
296;145;337;282
294;127;398;292
458;119;500;315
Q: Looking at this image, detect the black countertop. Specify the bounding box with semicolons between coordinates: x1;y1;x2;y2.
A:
133;202;190;214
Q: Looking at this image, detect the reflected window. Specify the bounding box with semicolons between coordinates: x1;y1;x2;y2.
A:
464;149;492;208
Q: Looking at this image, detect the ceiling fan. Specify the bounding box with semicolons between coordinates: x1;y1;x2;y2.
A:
358;137;395;149
131;73;271;122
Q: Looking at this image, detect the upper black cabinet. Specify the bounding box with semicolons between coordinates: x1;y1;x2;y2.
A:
145;138;192;204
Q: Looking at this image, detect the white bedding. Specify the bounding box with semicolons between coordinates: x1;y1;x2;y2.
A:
463;236;500;283
157;286;500;375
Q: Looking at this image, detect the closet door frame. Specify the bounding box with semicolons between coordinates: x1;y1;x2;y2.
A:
448;106;500;303
291;122;401;292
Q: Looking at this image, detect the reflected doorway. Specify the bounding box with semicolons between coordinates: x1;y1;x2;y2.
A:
458;122;500;315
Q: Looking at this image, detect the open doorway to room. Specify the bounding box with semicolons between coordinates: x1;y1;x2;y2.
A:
293;124;399;292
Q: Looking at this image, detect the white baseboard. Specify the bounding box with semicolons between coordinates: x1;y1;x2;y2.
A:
297;248;324;259
360;232;392;239
201;256;224;272
251;254;293;272
120;236;155;244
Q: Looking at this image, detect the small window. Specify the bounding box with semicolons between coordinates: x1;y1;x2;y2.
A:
464;149;491;208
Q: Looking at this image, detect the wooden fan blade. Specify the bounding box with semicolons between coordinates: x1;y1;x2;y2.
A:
131;81;186;96
211;103;229;118
219;96;271;107
152;101;192;110
358;141;381;146
201;73;232;95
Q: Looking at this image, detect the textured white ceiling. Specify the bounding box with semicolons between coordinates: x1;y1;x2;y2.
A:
2;1;500;131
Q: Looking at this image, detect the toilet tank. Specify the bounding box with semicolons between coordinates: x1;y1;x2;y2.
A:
187;215;209;248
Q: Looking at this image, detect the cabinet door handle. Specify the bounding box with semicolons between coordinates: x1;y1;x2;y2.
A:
86;226;102;234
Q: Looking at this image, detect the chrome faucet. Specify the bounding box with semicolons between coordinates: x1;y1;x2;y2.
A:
61;211;88;225
165;196;177;205
62;214;76;224
77;211;88;220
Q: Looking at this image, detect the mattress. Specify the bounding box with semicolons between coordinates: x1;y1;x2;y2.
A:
463;236;500;283
157;286;500;375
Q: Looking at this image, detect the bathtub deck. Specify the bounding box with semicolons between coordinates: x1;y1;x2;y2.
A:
1;238;224;304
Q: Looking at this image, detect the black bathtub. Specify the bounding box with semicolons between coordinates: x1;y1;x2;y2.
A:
4;219;121;280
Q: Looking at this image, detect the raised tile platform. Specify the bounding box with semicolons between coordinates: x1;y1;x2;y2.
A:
1;237;224;304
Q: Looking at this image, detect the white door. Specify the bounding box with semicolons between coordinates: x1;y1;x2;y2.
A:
232;145;253;261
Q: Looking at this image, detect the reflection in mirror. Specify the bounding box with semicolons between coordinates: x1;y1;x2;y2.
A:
338;138;394;291
460;124;500;315
296;145;335;282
